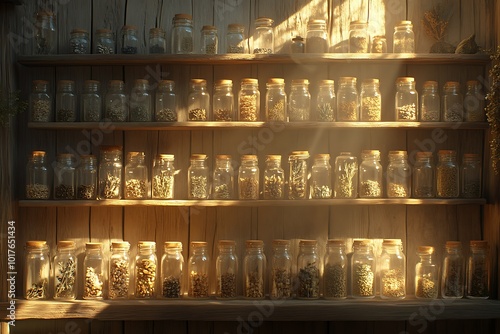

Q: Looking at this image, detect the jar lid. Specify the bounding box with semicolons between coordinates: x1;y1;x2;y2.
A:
157;153;174;160
255;17;274;25
416;151;433;158
135;79;149;86
241;154;258;161
164;241;182;249
246;239;264;247
445;241;462;248
36;10;55;18
388;150;407;157
292;36;304;42
71;28;88;34
339;76;357;84
32;150;46;157
127;151;144;158
149;27;165;34
339;151;352;156
84;79;100;86
33;79;49;85
308;19;326;26
272;239;290;246
438;149;456;156
423;81;438;88
382;239;402;246
299;239;317;246
361;149;380;155
58;79;75;85
86;242;103;250
352;239;371;247
201;25;217;31
362;78;379;85
218;240;236;246
396;77;414;83
314;153;330;160
108;80;124;87
443;81;460;89
26;240;48;249
159;80;175;87
57;240;76;249
100;145;123;152
463;153;480;161
290;150;310;157
81;154;97;160
318;79;334;86
191;153;207;160
466;80;480;87
191;241;207;247
396;20;413;26
112;241;130;249
470;240;488;248
266;154;281;160
57;153;74;159
215;79;232;86
174;13;192;20
267;78;284;85
122;25;138;31
96;28;112;34
350;20;368;25
190;78;206;85
417;245;434;254
327;239;345;246
241;78;258;85
216;154;232;160
227;23;245;31
138;241;156;248
291;79;309;85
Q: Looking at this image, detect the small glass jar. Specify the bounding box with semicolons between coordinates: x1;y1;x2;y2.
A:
213;155;234;199
467;240;490;299
310;154;332;199
436;150;459;198
379;239;406;299
135;241;157;298
442;81;463;122
386;150;411;198
289;79;311;121
461;153;481;198
323;239;347;299
149;27;166;54
337;77;359;121
415;246;439;299
56;80;76;122
81;80;102;122
393;20;415;53
53;153;75;200
24;241;50;300
287;151;308;199
121;25;139;54
69;28;89;54
30;80;52;122
188;79;210;121
129;79;152;122
34;10;56;55
395;77;418;121
238;78;260;121
270;239;292;299
161;241;184;298
371;35;387;53
226;24;246;53
265;78;287;121
53;240;77;300
216;240;238;299
441;241;465;299
349;21;369;53
253;17;274;54
360;79;381;121
334;152;358;198
243;240;266;299
155;80;177;121
109;241;131;299
420;81;440;122
171;14;194;54
200;25;218;55
98;145;123;199
464;80;485;122
238;155;259;200
83;242;104;300
105;80;128;121
297;239;320;299
152;154;175;199
291;36;305;53
124;151;148;199
351;239;376;298
187;241;210;298
263;155;285;200
316;79;335;122
94;28;115;54
26;150;50;199
188;154;210;199
305;19;328;53
359;150;383;198
213;79;235;121
412;152;435;198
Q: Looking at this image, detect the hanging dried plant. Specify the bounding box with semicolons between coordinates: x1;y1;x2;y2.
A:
0;88;27;127
486;46;500;174
422;3;455;53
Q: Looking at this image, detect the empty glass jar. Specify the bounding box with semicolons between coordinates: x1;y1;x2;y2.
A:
288;151;309;199
415;246;439;299
26;150;50;199
238;155;259;200
253;17;274;54
135;241;157;298
386;150;411;198
187;241;210;298
171;14;194;54
81;80;102;122
216;240;238;299
359;150;382;198
109;241;131;299
441;241;465;299
263;155;284;200
188;154;209;199
129;79;152;122
395;77;418;121
56;80;76;122
83;242;104;300
213;79;234;121
310;153;332;199
243;240;266;299
53;240;77;300
420;81;440;122
155;80;177;122
188;79;210;121
161;241;184;298
53;153;75;200
288;79;311;121
265;78;286;121
124;151;148;199
334;152;358;198
25;241;50;299
30;80;52;122
213;155;234;199
152;154;175;199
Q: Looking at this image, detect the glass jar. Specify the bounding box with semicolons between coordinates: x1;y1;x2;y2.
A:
349;21;369;53
155;80;177;121
393;20;415;53
98;145;123;199
30;80;52;122
121;25;139;54
316;79;335;122
238;155;259;200
288;151;309;199
310;154;332;199
135;241;157;298
386;150;411;198
149;27;166;54
161;241;184;298
130;79;152;122
188;79;210;121
94;28;115;54
171;14;194;54
26;150;50;199
109;241;131;299
213;79;234;121
291;36;305;53
371;35;387;53
187;241;210;298
188;154;209;199
461;153;481;198
412;152;435;198
441;241;465;299
53;153;75;199
305;19;328;53
69;28;89;54
442;81;463;122
238;78;260;121
226;24;246;53
265;78;287;121
200;25;218;54
351;239;376;298
334;152;358;198
243;240;266;299
124;151;148;199
288;79;311;121
34;10;56;55
83;242;104;300
253;17;274;54
323;239;347;299
56;80;76;122
337;77;359;121
105;80;128;121
213;155;234;199
379;239;406;299
270;239;292;299
436;150;459;198
464;80;485;122
152;154;175;199
297;239;320;299
415;246;439;299
216;240;238;299
360;79;381;121
53;240;77;300
24;241;50;300
81;80;102;122
395;77;418;121
263;155;284;200
359;150;383;198
467;240;489;299
420;81;440;122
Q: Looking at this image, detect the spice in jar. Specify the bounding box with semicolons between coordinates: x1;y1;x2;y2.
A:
441;241;465;298
442;81;464;122
359;150;383;198
53;241;77;300
305;19;328;53
316;79;335;122
188;154;209;199
188;79;210;121
415;246;439;299
94;28;115;54
226;24;246;53
291;36;305;53
171;14;194;54
288;79;311;121
155;80;177;122
105;80;128;121
109;241;130;299
129;79;152;122
360;79;381;121
270;239;292;299
152;154;175;199
348;21;369;53
53;153;76;199
213;155;234;199
83;242;104;299
30;80;52;122
25;241;50;300
188;241;210;298
323;239;347;299
461;153;481;198
265;78;286;121
393;20;415;53
337;77;359;121
395;77;418;121
213;80;234;121
351;239;376;298
216;240;238;299
464;80;486;122
252;17;274;54
135;241;157;298
121;25;139;54
238;155;259;200
26;151;50;199
467;240;490;299
161;241;184;298
436;150;459;198
420;81;440;121
297;240;320;299
310;154;332;199
243;240;266;299
200;25;218;55
149;27;166;54
124;151;148;199
81;80;102;122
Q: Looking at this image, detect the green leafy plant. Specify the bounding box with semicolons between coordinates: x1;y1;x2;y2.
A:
486;46;500;174
0;88;27;127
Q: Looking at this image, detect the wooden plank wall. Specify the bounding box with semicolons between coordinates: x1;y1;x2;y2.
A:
1;0;497;333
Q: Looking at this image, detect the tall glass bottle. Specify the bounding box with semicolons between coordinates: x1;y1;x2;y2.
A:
213;80;234;121
253;17;274;54
386;150;411;198
238;78;260;121
238;155;259;200
436;150;459;198
263;155;284;200
135;241;157;298
442;81;463;122
420;81;440;122
337;77;358;121
334;152;358;198
297;239;320;299
105;80;128;121
288;79;311;121
379;239;406;299
358;150;382;198
24;241;50;300
395;77;418;121
351;239;376;298
216;240;238;299
265;78;286;121
53;240;77;300
412;152;435;198
53;153;75;200
415;246;439;299
310;153;332;199
461;153;481;198
323;239;347;299
188;154;209;199
188;79;210;121
83;242;104;300
288;151;309;199
109;241;130;299
26;151;50;199
441;241;465;299
243;240;266;299
316;79;335;122
98;145;123;199
213;155;234;199
187;241;210;298
270;239;292;299
155;80;177;122
30;80;52;122
129;79;152;122
171;14;194;54
81;80;102;122
56;80;76;122
360;79;381;121
124;151;148;199
467;240;489;299
161;241;184;298
152;154;175;199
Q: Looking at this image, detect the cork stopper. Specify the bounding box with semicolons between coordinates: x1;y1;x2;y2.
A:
267;78;284;85
190;78;206;85
241;78;258;85
202;25;217;31
218;240;236;246
417;246;434;254
291;79;309;85
215;79;232;86
138;241;156;249
470;240;488;248
396;77;415;83
327;239;346;246
57;240;76;249
111;241;130;250
191;241;207;248
241;154;258;161
246;240;264;248
190;153;207;160
445;241;462;248
299;239;318;246
272;239;290;246
26;241;48;249
314;153;330;160
157;154;174;160
318;79;334;86
266;154;281;161
164;241;182;249
86;242;103;250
